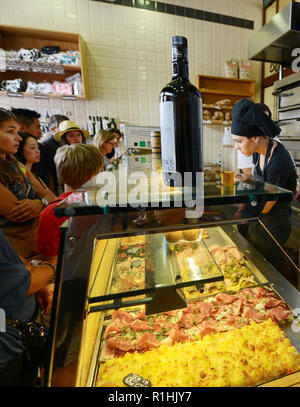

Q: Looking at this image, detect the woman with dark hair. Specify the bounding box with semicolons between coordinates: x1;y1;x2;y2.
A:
0;108;56;258
15;133;40;175
231;99;297;268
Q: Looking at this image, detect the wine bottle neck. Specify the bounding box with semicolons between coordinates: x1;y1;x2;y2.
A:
172;61;189;80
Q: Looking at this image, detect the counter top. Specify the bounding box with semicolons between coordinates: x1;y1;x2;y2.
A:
54;152;293;217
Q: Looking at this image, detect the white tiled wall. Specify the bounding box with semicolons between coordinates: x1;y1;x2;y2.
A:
0;0;263;162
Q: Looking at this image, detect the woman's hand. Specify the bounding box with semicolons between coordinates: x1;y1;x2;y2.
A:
235;173;252;182
36;283;54;315
8;199;43;222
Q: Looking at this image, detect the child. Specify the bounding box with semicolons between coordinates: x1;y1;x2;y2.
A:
36;144;104;260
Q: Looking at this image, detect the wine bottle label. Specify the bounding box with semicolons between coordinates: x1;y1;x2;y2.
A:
160;101;176;173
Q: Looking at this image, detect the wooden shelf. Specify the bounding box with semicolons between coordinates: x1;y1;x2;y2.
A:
198;74;255;125
203;121;232;126
0;25;89;100
3;64;81;74
62;65;81;72
200;88;254;97
203;104;233;110
0;90;86;100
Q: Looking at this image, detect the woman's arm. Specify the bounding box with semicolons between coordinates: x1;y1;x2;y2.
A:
0;182;44;225
8;199;44;222
27;261;54;296
5;171;57;223
0;182;20;219
27;170;57;202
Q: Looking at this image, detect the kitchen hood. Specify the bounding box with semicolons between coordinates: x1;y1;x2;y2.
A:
248;1;300;66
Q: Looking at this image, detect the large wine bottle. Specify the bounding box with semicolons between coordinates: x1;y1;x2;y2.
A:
160;36;203;187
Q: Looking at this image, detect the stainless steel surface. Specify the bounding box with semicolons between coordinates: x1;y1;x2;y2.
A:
279;64;283;80
278;110;300;120
248;1;300;65
274;71;300;90
274;71;300;164
278;87;300;110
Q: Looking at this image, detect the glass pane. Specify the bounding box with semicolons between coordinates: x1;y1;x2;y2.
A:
54;153;293;217
87;225;280;305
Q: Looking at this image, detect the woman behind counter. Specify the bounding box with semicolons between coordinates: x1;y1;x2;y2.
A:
93;129;118;168
231;98;297;269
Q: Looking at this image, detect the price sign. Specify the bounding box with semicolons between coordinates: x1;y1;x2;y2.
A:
31;62;43;72
7;91;24;98
6;60;18;71
34;93;50;99
41;63;52;73
62;95;77;100
18;61;30;72
53;63;65;75
122;373;151;387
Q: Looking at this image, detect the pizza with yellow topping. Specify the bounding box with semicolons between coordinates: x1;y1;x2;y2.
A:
97;319;300;387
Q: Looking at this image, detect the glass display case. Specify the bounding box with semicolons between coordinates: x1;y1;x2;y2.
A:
44;153;300;388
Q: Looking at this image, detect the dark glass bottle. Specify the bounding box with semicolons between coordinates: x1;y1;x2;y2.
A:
159;36;203;187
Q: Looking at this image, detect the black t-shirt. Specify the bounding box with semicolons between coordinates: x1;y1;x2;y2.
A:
252;141;297;194
43;136;61;192
35;142;52;186
106;149;115;160
43;136;61;160
251;141;297;243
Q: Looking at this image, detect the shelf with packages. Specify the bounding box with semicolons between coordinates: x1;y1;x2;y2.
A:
0;90;86;100
197;74;255;126
0;24;89;99
44;152;300;388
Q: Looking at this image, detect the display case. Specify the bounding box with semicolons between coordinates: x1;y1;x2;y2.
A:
44;153;300;388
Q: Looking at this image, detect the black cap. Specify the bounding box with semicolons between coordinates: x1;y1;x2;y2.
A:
172;36;188;63
231;99;280;139
172;36;187;47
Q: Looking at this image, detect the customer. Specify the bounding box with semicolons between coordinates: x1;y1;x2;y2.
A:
15;133;41;175
54;120;89;146
11;108;42;140
43;115;69;195
231;99;297;268
93;129;118;168
0;108;56;258
106;129;122;160
37;144;104;259
10;108;52;188
0;229;54;387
